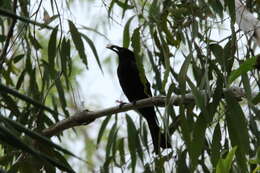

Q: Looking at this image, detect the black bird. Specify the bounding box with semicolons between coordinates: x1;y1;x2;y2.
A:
106;44;171;154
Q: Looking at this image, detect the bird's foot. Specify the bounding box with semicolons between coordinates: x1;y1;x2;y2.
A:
131;100;137;105
116;100;127;108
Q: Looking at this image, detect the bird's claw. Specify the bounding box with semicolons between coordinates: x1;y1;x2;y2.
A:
131;100;137;105
116;100;127;108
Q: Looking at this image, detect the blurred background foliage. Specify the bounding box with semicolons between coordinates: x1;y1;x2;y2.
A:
0;0;259;172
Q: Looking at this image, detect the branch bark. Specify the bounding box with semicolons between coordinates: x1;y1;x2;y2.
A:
42;87;249;137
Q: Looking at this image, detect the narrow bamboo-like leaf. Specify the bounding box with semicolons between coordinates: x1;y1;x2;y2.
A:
48;25;58;74
97;115;112;145
252;93;260;105
105;122;118;159
117;137;125;165
178;54;191;93
0;124;75;173
115;0;134;9
228;57;256;85
13;54;24;63
131;27;148;95
224;91;249;172
141;122;149;153
1;94;20;116
81;33;103;72
187;77;206;115
0;115;80;160
216;146;237;173
211;123;221;167
123;15;135;48
190;114;207;170
68;20;88;69
209;44;224;66
126;114;137;173
16;69;26;89
176;150;189;172
55;75;68;117
29;32;42;50
227;0;236;23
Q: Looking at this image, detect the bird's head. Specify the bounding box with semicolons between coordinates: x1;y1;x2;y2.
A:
106;44;134;59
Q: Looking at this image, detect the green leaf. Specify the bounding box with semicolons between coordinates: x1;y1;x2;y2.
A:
0;124;75;173
211;123;221;167
97;115;112;145
68;20;88;69
126;114;137;173
117;137;125;165
216;146;237;173
131;27;148;95
123;15;135;48
228;57;257;85
226;0;236;23
209;44;224;69
55;74;68;117
48;25;58;74
105;122;118;159
81;33;103;73
178;54;192;93
190;114;207;170
16;69;26;89
29;32;42;50
0;115;80;160
60;37;68;77
13;54;24;63
252;93;260;105
224;91;249;172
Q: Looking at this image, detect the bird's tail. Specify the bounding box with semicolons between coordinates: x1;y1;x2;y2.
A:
139;108;171;154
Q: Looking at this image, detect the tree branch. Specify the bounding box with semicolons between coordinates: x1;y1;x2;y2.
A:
0;8;54;30
42;87;252;137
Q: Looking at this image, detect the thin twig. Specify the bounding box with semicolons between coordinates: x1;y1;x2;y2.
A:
0;8;55;30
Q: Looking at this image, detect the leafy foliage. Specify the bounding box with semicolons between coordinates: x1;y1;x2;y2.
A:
0;0;259;172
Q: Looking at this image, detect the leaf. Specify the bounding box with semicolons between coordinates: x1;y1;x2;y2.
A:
131;27;148;95
28;32;42;50
60;38;68;76
227;0;236;23
224;91;249;172
13;54;24;63
81;33;103;73
123;15;135;48
0;115;80;160
216;146;237;173
190;114;207;170
105;122;118;159
178;54;191;93
0;124;75;173
68;20;88;69
55;75;68;117
211;123;221;167
126;115;137;173
252;93;260;105
117;138;125;165
48;25;58;75
228;57;257;85
209;44;224;65
16;69;26;89
97;115;112;145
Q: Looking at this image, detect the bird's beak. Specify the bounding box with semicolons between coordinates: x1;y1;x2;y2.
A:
106;44;119;53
